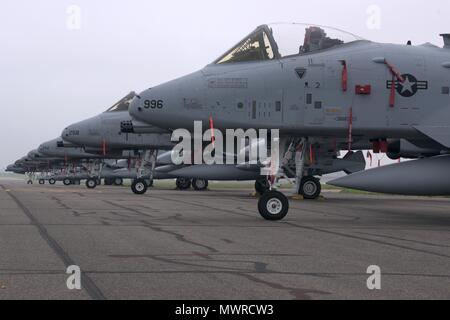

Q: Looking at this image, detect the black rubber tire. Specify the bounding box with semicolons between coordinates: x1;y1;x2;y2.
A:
86;178;97;189
176;178;192;190
255;178;270;195
114;178;123;186
299;176;321;200
131;178;148;195
48;179;56;185
39;179;45;185
63;178;72;186
27;180;33;185
192;178;208;191
258;191;289;221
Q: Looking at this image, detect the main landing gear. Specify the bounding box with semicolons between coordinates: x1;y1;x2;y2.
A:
298;176;321;200
131;178;149;195
86;178;98;189
175;178;209;191
176;178;192;190
192;178;208;191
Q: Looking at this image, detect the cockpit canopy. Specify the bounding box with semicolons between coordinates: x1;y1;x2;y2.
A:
105;92;136;112
215;23;364;64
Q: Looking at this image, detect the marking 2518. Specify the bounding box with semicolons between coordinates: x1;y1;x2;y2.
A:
144;100;164;109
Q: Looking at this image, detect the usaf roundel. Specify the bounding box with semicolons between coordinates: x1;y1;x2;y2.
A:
387;74;428;97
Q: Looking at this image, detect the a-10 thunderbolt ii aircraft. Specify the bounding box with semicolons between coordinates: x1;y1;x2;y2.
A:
126;23;450;220
39;136;176;189
37;138;132;187
60;92;199;194
63;91;366;195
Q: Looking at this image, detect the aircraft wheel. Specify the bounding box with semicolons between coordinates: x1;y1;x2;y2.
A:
63;178;72;186
146;179;154;187
192;178;208;191
176;178;192;190
258;191;289;221
131;178;148;195
299;176;321;200
27;180;33;185
86;178;97;189
114;178;123;186
39;179;45;185
255;178;270;195
48;179;56;185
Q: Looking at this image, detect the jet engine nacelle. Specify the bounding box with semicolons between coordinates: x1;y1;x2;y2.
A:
387;139;441;160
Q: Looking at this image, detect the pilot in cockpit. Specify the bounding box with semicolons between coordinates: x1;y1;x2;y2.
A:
300;26;344;53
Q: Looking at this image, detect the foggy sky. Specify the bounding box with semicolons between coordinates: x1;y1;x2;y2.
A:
1;0;449;170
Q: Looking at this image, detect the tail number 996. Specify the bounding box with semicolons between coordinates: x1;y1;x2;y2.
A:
144;100;164;109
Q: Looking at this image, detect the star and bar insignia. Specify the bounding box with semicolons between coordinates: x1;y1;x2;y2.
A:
386;73;428;97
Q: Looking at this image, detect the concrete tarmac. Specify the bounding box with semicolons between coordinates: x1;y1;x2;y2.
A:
0;178;449;300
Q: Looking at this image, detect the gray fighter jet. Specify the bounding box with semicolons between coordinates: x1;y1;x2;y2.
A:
63;91;366;195
127;23;450;220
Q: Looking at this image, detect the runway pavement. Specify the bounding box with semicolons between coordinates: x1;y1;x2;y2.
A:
0;178;449;300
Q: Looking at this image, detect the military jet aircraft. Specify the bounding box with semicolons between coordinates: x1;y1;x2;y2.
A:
127;23;450;220
38;137;147;188
5;164;27;175
60;92;195;193
61;92;283;194
63;91;366;195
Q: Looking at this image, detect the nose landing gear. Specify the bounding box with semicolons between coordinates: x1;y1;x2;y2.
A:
258;191;289;221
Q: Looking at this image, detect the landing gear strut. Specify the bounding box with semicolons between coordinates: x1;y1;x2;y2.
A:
255;178;270;195
131;150;158;195
256;138;324;220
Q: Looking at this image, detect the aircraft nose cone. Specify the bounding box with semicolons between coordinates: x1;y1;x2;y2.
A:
62;121;86;145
